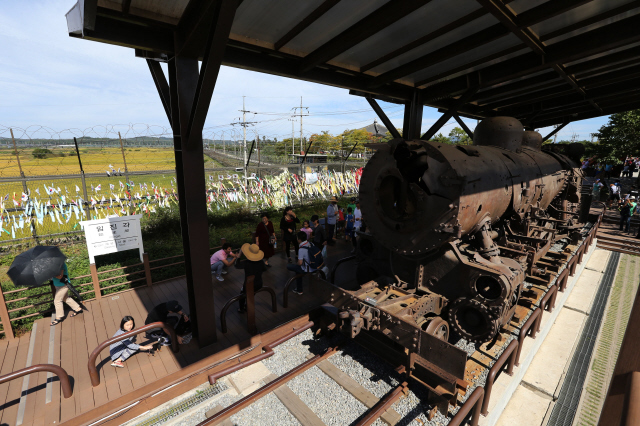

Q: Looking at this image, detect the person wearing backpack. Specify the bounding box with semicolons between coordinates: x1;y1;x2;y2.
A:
286;231;323;295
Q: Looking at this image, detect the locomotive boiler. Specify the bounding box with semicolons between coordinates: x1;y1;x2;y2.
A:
351;116;585;344
319;117;587;410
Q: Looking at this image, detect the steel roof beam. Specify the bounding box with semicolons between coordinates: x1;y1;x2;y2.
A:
365;97;402;139
453;114;474;139
416;5;640;89
185;0;239;147
532;97;640;129
370;24;510;88
475;0;601;113
421;87;478;140
517;0;596;28
360;7;487;73
76;13;173;53
540;2;640;42
300;0;433;73
473;73;562;103
494;70;640;113
415;45;525;88
274;0;340;51
541;121;570;141
421;13;640;101
147;60;172;123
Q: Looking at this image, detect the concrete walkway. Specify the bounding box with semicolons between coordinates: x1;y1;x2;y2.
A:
495;248;621;426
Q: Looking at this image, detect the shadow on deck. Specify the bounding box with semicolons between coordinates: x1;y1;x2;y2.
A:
0;240;355;426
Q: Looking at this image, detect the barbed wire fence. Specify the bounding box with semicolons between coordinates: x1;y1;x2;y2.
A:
0;124;370;245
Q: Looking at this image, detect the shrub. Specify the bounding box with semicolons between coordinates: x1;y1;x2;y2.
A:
32;148;53;159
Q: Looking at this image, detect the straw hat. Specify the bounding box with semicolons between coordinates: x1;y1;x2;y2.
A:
329;196;339;202
241;243;264;261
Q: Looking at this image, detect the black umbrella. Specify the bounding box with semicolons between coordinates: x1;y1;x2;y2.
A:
7;246;67;288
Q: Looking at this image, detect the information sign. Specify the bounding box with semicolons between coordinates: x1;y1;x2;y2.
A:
80;215;144;263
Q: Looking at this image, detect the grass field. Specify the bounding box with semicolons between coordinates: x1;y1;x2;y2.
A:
0;146;230;242
0;147;182;177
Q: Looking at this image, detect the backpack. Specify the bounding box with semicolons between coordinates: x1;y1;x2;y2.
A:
300;244;324;270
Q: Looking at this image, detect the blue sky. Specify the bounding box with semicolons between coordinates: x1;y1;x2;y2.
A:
1;0;610;142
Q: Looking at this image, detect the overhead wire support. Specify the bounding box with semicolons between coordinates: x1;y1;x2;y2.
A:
292;96;309;154
230;96;258;196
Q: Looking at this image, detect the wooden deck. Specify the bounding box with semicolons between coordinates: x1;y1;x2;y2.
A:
0;240;354;426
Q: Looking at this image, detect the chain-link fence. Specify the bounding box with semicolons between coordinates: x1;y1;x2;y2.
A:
0;125;368;245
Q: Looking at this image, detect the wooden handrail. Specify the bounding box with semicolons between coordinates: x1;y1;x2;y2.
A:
88;321;178;387
0;364;72;398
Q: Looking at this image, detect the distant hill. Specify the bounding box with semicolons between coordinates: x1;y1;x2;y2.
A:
360;121;388;136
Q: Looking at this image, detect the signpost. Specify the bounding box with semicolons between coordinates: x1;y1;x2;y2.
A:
80;215;144;263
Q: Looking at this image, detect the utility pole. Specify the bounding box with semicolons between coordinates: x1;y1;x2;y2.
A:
288;118;296;158
292;97;309;154
231;96;257;196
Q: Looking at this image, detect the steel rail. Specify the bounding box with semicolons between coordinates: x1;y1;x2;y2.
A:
199;345;339;426
208;321;314;384
354;382;408;426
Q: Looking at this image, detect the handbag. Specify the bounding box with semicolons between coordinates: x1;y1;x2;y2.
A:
269;235;276;245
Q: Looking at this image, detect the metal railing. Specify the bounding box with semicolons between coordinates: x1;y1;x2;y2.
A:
88;321;178;387
0;364;72;398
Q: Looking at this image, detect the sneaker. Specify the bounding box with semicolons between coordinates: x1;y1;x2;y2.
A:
221;270;228;275
292;289;303;296
216;275;224;281
111;360;124;368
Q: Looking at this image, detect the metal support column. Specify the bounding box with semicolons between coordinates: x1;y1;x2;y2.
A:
168;56;218;346
402;90;423;140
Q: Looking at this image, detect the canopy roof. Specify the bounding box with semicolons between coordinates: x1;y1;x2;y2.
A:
66;0;640;129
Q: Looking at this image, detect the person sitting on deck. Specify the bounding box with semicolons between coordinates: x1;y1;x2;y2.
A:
110;316;154;368
144;300;189;345
210;243;239;282
235;243;267;313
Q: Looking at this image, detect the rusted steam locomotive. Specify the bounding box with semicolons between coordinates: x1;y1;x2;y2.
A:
320;117;587;409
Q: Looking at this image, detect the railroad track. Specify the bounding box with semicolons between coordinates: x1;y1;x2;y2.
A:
596;234;640;256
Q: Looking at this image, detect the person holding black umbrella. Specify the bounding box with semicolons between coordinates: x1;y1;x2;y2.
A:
50;263;82;325
6;245;82;326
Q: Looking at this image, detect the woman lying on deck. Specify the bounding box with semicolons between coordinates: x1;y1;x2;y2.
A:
110;316;154;368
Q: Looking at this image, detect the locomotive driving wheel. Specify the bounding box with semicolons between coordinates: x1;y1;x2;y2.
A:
425;317;450;341
417;316;450;341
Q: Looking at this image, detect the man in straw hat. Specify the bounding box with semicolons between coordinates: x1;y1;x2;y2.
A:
236;243;267;313
326;195;339;243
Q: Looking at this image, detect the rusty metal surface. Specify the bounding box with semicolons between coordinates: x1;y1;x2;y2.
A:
310;117;601;418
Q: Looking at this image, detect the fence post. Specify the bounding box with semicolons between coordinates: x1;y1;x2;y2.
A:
73;137;92;219
10;129;37;242
0;286;15;340
90;264;101;299
143;253;152;287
